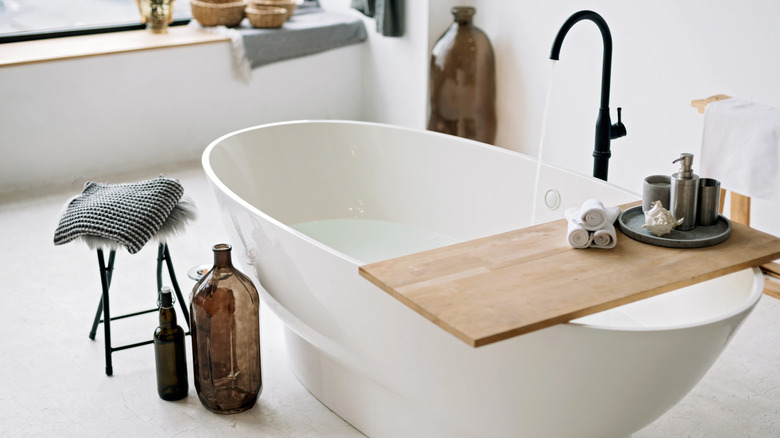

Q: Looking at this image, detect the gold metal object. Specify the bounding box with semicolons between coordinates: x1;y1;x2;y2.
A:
136;0;177;34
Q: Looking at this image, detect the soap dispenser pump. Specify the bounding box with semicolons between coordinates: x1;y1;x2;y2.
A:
670;153;699;231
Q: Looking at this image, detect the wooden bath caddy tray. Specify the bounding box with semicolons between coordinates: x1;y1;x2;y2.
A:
359;203;780;347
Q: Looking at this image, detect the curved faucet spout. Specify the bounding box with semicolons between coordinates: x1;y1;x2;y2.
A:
550;10;612;109
549;10;626;181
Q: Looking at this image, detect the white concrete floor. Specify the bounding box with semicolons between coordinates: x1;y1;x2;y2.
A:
0;161;778;437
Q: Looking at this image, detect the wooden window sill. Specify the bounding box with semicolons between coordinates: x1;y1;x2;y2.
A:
0;26;229;68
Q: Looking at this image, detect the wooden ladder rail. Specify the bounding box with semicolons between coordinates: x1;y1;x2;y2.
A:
692;94;780;299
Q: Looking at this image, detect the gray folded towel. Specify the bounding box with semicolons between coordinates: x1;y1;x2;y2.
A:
239;9;368;69
53;177;190;254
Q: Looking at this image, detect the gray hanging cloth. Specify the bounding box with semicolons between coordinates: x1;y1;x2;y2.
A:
351;0;404;37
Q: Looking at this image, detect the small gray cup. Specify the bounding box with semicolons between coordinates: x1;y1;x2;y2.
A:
643;175;671;212
697;178;721;226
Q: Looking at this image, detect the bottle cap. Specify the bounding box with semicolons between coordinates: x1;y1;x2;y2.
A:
159;287;174;308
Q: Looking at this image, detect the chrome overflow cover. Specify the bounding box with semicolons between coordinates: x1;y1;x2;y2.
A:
544;189;561;210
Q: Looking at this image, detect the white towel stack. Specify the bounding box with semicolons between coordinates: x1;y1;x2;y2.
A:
565;199;622;249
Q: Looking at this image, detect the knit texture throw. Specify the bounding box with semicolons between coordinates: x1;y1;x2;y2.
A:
54;177;184;254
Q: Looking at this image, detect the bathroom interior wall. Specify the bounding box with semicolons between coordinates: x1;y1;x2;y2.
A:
0;0;428;197
0;33;364;196
2;0;778;237
359;1;429;128
424;0;780;236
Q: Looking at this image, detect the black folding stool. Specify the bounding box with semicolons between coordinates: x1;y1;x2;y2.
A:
53;177;195;376
88;243;191;376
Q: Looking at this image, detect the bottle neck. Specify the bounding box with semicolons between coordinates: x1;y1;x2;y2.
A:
212;243;234;268
159;288;177;327
452;7;474;26
159;306;177;327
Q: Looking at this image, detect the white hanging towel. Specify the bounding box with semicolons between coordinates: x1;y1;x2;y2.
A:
701;97;780;202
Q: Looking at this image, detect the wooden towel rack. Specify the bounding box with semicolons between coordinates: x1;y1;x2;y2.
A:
692;94;780;299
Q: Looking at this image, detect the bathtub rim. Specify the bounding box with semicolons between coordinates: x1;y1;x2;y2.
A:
567;267;764;332
201;119;539;269
202;119;764;336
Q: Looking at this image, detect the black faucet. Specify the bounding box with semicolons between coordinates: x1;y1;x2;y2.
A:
550;10;626;181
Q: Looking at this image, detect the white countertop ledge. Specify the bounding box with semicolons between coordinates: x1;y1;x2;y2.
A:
0;26;229;67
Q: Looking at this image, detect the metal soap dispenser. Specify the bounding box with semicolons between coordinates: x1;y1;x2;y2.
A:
670;153;699;231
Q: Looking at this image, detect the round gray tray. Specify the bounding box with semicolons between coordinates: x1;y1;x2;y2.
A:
618;205;731;248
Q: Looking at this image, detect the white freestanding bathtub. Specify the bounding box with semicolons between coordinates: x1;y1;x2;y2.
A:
203;120;763;438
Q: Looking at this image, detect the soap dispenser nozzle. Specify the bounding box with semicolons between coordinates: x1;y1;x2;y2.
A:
673;153;695;179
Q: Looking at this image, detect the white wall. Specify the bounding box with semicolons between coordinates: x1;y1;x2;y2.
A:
0;0;429;196
323;0;429;128
0;34;364;195
423;0;780;236
2;0;779;236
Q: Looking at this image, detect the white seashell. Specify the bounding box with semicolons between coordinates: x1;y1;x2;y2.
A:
641;200;684;236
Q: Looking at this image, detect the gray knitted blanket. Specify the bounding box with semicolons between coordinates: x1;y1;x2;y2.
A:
53;177;184;254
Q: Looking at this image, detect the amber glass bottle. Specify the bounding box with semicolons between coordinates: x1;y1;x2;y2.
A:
428;6;497;144
190;244;262;414
154;287;189;401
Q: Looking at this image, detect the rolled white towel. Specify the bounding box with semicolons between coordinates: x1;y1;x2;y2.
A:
568;201;621;229
565;204;622;249
578;198;608;230
565;207;592;248
567;219;592;249
591;223;617;249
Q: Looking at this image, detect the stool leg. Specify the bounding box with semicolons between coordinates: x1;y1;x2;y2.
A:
156;243;165;295
156;243;190;330
97;249;115;376
88;297;103;340
89;251;115;340
163;244;191;330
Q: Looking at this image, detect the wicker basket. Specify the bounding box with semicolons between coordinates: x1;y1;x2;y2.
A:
191;0;247;27
245;6;288;28
249;0;296;18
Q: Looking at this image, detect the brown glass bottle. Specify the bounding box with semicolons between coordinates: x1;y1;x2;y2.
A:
428;6;497;144
190;244;262;414
154;287;189;401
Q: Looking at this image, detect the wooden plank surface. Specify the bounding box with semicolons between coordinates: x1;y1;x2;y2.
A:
359;211;780;347
762;262;780;279
730;192;752;226
764;278;780;301
691;94;731;113
0;27;228;67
